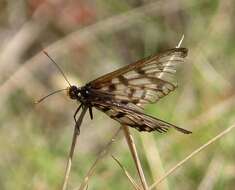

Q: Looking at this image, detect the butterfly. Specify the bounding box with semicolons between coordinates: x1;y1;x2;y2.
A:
38;48;191;134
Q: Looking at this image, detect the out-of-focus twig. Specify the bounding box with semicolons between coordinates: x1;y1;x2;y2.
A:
0;2;53;108
190;0;232;92
0;1;50;79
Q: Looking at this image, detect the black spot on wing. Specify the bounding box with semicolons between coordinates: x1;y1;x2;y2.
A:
115;112;126;118
118;75;129;85
137;68;145;75
109;84;116;91
100;106;110;112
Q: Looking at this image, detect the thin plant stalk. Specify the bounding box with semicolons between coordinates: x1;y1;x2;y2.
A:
122;125;148;190
112;155;142;190
141;134;169;190
62;107;88;190
149;124;235;190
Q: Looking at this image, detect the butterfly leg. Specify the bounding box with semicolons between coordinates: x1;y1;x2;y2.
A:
74;104;83;123
74;106;88;135
89;106;93;120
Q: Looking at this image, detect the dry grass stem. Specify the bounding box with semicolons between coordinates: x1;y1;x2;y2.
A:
149;124;235;190
122;125;148;190
78;128;122;190
62;107;88;190
112;155;142;190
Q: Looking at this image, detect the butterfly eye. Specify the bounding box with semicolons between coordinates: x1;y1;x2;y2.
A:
68;86;79;99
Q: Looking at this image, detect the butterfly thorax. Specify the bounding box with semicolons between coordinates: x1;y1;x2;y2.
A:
67;85;93;105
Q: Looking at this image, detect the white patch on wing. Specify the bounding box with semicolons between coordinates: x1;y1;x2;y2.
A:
162;85;170;94
160;54;183;62
115;84;126;90
145;67;176;75
101;86;109;91
142;64;158;70
118;116;135;125
129;78;150;85
145;127;152;132
165;83;175;91
156;91;164;97
132;90;144;98
124;88;132;94
115;95;129;101
106;109;115;116
145;84;160;89
145;68;162;74
123;70;140;79
112;78;120;83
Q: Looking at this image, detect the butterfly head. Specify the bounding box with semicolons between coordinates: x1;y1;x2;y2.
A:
67;85;81;100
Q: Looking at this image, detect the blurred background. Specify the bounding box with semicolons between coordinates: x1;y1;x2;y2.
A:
0;0;235;189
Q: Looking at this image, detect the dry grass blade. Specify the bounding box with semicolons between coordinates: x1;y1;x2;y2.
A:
141;134;169;190
62;107;88;190
78;128;122;190
149;124;235;190
122;125;148;190
112;155;142;190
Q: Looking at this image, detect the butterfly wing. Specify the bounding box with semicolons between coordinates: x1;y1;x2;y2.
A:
93;101;191;134
88;48;188;108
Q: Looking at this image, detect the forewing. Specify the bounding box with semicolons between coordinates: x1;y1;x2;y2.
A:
93;101;191;134
88;48;188;108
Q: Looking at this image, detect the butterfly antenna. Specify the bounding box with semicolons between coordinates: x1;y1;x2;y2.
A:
43;50;72;87
35;88;67;104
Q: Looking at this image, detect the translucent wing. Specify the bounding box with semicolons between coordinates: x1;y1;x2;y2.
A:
93;101;191;133
88;48;188;108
